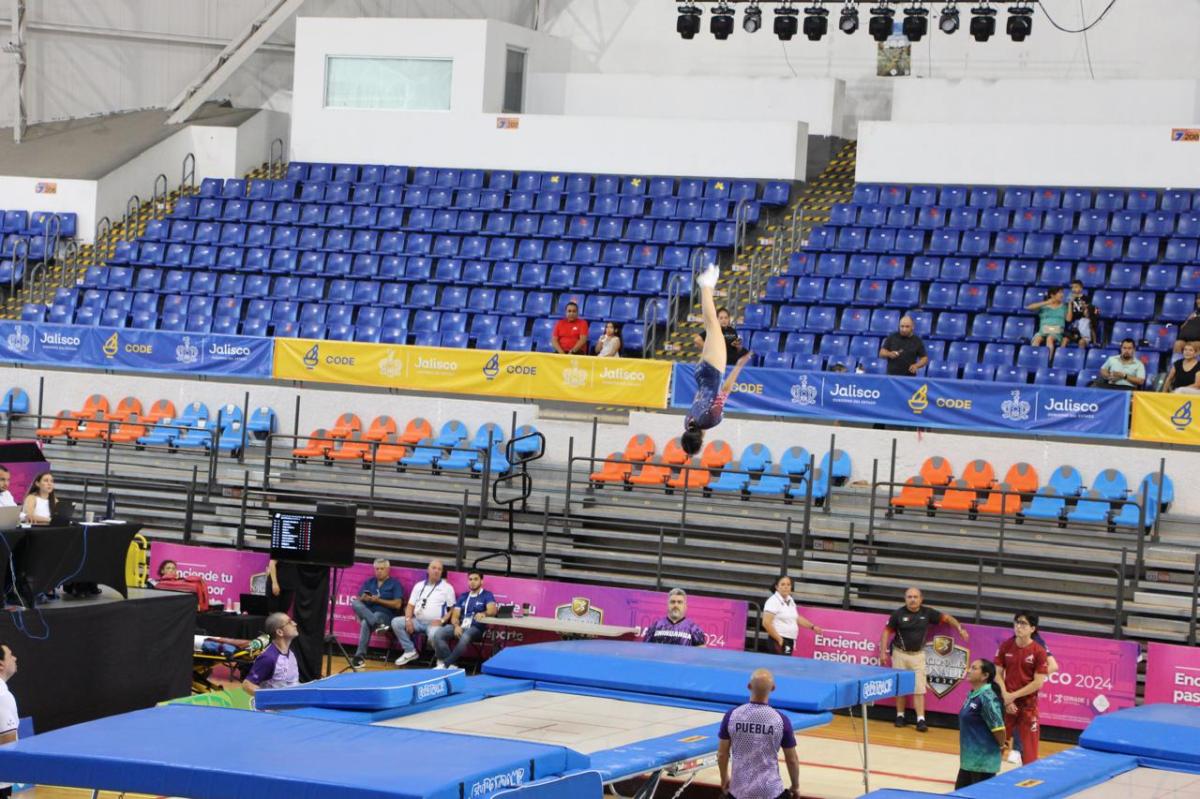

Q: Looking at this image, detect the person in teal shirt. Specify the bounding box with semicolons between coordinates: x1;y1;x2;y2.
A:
957;658;1008;788
1027;288;1068;365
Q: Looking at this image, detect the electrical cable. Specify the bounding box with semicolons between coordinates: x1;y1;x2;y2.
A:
1036;0;1119;34
1078;0;1095;78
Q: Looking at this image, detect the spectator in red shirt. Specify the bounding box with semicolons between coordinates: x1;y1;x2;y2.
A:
995;610;1049;765
552;302;589;355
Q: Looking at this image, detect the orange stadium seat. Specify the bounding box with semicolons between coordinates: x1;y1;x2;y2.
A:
364;434;410;465
661;437;688;465
589;452;632;485
668;457;711;490
977;481;1022;515
700;440;733;471
936;479;977;513
35;410;79;440
890;476;933;511
110;397;144;422
1002;462;1039;496
329;413;362;439
292;428;332;459
329;415;398;462
67;410;111;442
142;400;177;425
622;434;655;463
627;457;673;487
73;394;110;420
918;456;955;487
398;417;433;445
959;459;996;490
108;415;148;445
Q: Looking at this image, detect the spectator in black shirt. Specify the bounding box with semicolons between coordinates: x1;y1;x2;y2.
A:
879;316;929;376
693;306;746;364
1174;296;1200;355
880;587;969;732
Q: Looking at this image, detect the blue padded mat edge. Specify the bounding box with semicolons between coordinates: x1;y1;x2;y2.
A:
954;749;1138;799
1079;703;1200;765
483;640;915;711
254;668;467;710
280;676;535;723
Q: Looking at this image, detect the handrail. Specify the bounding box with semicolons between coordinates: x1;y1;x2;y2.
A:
41;212;60;271
180;152;196;193
94;216;111;250
9;239;27;296
641;296;660;357
124;194;142;237
269;138;286;177
152;173;169;214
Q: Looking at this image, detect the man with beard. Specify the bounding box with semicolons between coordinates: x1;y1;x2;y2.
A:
643;588;707;646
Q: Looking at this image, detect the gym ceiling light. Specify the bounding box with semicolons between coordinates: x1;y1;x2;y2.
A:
939;3;960;32
676;3;702;39
710;2;735;38
1007;4;1034;41
868;5;895;42
839;3;860;33
803;5;831;40
969;4;997;41
902;6;929;41
774;3;800;39
743;0;764;31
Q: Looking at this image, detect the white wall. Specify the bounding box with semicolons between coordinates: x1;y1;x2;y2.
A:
290;17;808;180
0;176;96;240
526;74;845;137
856;122;1200;188
891;80;1200;126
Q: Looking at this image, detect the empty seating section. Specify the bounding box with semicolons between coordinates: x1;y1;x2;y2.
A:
33;164;791;353
2;210;77;291
888;456;1169;529
589;435;848;504
34;394;276;456
763;183;1200;385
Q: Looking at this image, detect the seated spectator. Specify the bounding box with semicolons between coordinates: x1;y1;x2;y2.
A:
0;466;15;509
431;569;497;669
21;471;57;525
151;559;211;611
1027;288;1067;363
391;559;456;666
1090;338;1146;390
1163;342;1200;394
880;316;928;376
595;322;622;358
242;612;300;697
551;301;588;355
644;588;707;646
692;306;745;364
763;575;822;656
1174;296;1200;354
349;559;405;669
1065;280;1095;348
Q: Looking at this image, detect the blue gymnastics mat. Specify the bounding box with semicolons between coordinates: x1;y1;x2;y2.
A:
1079;703;1200;770
254;667;468;710
482;640;915;711
0;704;588;799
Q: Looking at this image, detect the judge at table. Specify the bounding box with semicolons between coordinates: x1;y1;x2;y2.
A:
21;472;57;526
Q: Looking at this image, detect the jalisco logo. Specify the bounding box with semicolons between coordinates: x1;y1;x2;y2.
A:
39;330;80;347
1043;398;1099;415
598;366;647;384
907;384;929;414
831;383;881;400
561;357;588;388
1001;389;1031;422
790;374;818;406
415;355;458;372
209;342;252;358
1171;400;1193;431
175;336;199;365
379;349;404;379
4;325;30;354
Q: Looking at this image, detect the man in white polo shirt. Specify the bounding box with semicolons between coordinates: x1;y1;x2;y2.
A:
0;640;19;799
392;559;456;666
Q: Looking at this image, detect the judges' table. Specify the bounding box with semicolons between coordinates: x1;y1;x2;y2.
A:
3;521;141;602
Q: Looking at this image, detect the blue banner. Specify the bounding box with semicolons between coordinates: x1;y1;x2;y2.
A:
671;365;1131;439
0;321;273;378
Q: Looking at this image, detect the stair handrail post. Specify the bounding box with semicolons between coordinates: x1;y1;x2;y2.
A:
181;153;196;193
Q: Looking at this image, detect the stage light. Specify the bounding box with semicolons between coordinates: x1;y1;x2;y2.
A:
839;4;860;33
676;4;702;39
868;6;895;42
774;4;800;40
939;4;960;33
969;5;996;41
743;1;764;33
902;7;929;41
803;6;830;40
710;2;735;39
1006;4;1033;41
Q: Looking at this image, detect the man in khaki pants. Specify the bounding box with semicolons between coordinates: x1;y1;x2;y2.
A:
880;587;969;732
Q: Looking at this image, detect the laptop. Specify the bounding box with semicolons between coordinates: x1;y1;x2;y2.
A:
0;506;19;528
50;499;75;525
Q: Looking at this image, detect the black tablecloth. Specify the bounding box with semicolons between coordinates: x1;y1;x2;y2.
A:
195;610;268;639
1;522;141;604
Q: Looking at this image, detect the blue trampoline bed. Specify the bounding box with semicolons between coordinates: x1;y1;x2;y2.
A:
0;640;916;799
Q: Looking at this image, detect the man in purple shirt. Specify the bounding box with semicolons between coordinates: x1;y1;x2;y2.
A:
643;588;707;646
242;612;300;698
718;668;800;799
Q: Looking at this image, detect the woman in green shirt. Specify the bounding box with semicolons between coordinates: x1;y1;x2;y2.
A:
956;659;1009;788
1028;288;1067;365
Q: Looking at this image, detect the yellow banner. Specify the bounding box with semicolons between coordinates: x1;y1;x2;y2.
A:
272;339;671;408
1130;393;1200;445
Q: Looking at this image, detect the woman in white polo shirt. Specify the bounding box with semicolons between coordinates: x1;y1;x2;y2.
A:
763;575;822;656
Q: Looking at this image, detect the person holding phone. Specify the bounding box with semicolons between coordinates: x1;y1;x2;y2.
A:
349;558;404;669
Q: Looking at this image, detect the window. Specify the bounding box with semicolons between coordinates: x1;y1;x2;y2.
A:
324;57;453;111
502;47;526;114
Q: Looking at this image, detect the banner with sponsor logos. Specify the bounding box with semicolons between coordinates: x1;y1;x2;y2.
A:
672;366;1130;438
1130;394;1200;445
273;338;671;408
792;606;1138;730
150;544;747;651
1144;642;1200;706
0;321;273;378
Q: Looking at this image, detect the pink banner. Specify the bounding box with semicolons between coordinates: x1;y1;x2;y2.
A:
793;606;1137;731
1145;642;1200;706
150;543;748;652
151;542;269;607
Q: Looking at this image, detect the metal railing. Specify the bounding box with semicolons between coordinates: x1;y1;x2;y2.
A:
269;138;286;177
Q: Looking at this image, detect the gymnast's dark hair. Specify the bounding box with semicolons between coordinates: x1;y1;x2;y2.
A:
680;424;704;457
978;658;1004;703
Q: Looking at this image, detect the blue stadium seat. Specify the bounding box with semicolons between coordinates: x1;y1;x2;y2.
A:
1074;261;1107;289
979;208;1010;231
1091;468;1128;501
803;306;836;333
994;365;1028;383
888;280;919;308
934;312;967;340
1161;293;1194;322
924;283;956;310
1048;465;1084;497
1121;291;1155;320
974;259;1005;284
961;363;995;381
982;343;1015;368
874;256;905;280
968;314;1002;342
1021;487;1065;522
1067;490;1112;525
1034;366;1068;386
927;362;958;380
